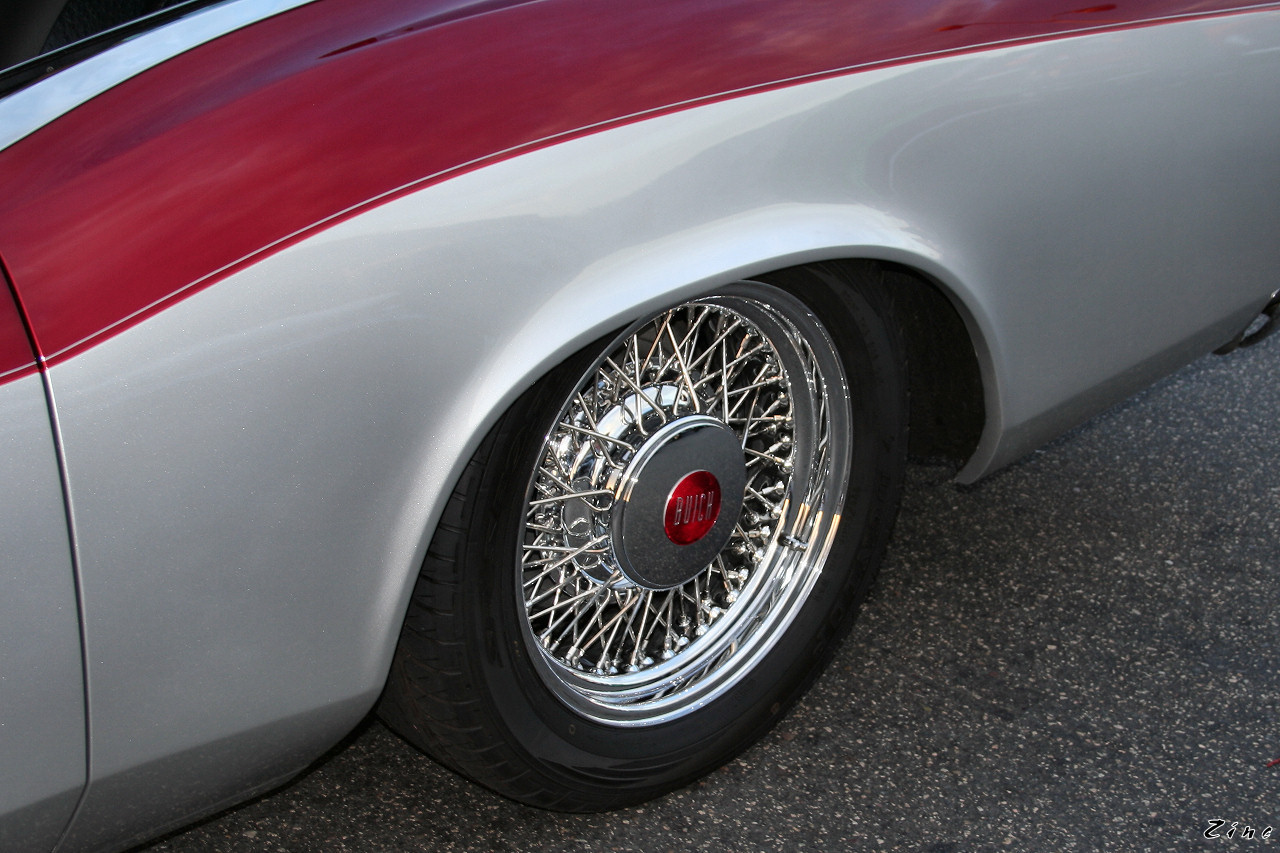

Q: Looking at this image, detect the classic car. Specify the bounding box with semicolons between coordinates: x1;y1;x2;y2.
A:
1;0;1277;850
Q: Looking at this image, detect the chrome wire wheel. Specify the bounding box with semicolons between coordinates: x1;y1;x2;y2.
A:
380;263;905;809
519;283;852;725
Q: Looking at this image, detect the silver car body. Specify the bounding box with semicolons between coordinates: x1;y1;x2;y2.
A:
1;1;1278;849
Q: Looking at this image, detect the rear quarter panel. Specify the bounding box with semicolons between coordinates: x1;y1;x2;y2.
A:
0;1;1276;848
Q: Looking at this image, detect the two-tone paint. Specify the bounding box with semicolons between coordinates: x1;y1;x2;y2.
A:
1;0;1278;850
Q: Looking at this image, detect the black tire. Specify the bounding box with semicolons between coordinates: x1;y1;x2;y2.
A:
378;262;906;811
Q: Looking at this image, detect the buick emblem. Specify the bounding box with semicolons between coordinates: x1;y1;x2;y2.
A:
664;470;722;545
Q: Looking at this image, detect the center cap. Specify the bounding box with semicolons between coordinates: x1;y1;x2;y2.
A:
611;415;746;590
664;471;721;545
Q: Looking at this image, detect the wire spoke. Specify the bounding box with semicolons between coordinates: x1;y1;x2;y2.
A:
515;291;839;719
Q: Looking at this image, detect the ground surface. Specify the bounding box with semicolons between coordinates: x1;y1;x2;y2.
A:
138;333;1280;852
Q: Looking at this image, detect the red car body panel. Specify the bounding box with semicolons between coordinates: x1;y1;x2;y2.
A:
0;0;1262;367
0;261;38;382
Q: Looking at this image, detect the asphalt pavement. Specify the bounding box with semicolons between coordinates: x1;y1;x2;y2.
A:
138;332;1280;852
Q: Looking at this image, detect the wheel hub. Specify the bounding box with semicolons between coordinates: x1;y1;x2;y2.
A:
611;415;745;590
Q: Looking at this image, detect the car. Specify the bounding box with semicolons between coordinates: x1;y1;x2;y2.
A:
1;0;1277;850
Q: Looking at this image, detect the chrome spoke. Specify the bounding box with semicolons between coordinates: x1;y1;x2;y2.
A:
517;286;851;723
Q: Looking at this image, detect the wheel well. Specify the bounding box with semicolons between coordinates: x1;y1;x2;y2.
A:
761;259;984;467
880;262;984;465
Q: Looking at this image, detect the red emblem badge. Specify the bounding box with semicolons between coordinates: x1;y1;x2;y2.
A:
664;471;721;545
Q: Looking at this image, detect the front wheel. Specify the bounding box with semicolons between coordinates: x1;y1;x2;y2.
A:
379;263;906;810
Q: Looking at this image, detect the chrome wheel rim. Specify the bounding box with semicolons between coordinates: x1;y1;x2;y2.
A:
518;284;851;725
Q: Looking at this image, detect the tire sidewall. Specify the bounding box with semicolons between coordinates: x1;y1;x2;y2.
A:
459;271;905;806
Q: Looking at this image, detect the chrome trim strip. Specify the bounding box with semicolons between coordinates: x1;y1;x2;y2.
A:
0;0;316;153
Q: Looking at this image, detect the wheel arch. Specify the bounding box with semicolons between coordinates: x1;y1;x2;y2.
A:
419;239;1001;549
435;251;995;515
378;253;912;808
268;162;1017;713
392;227;1002;661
